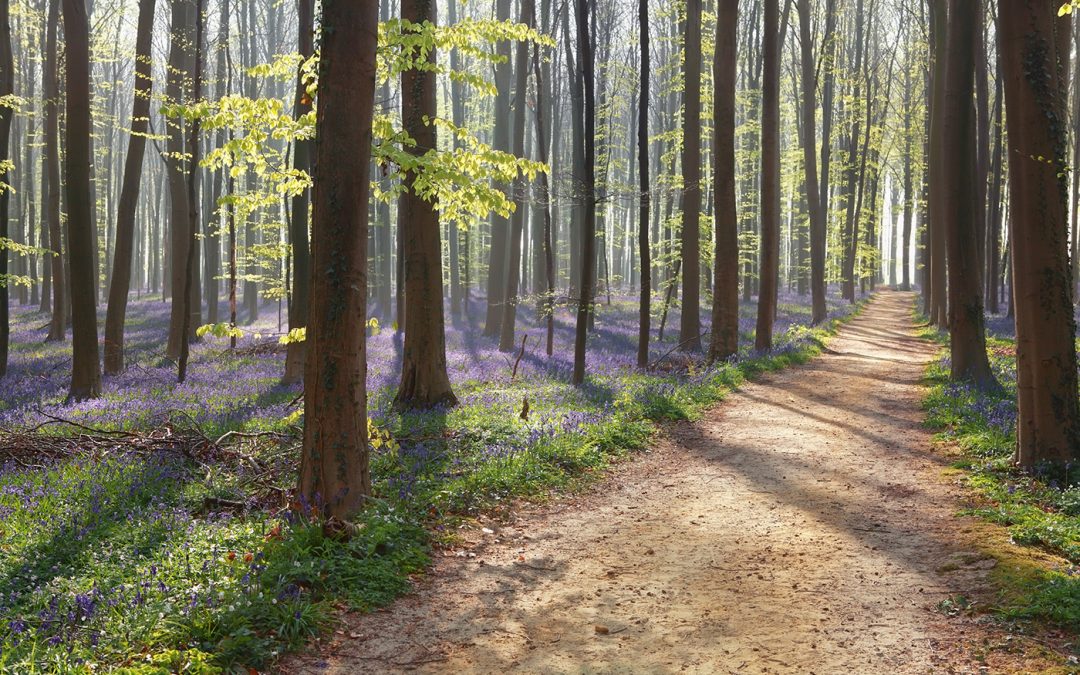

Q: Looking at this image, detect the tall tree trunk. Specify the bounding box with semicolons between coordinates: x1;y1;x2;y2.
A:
797;0;826;324
942;0;996;389
62;0;102;400
901;38;914;292
679;0;703;350
394;0;457;408
928;0;948;326
299;0;377;520
709;0;738;361
973;0;989;287
571;0;596;386
177;0;205;383
165;0;195;359
103;0;156;376
447;0;464;319
0;0;10;377
44;0;64;341
282;0;315;385
637;0;652;367
986;67;1004;314
531;5;555;358
499;0;533;352
840;0;865;303
755;0;780;351
999;1;1080;467
484;0;513;336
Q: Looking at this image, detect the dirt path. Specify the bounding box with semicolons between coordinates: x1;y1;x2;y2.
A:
283;292;1058;674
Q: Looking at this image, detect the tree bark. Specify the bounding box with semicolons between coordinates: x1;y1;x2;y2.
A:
927;0;948;326
709;0;738;361
282;0;314;385
484;0;513;336
394;0;457;409
679;0;702;351
797;0;826;324
637;0;652;367
0;0;11;378
103;0;156;375
942;0;997;390
999;0;1080;467
299;0;378;519
499;0;533;353
61;0;102;400
571;0;596;386
44;0;64;342
755;0;780;351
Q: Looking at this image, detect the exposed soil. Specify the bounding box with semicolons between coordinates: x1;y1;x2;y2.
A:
282;292;1071;674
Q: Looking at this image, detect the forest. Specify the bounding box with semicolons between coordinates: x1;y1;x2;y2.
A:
0;0;1079;671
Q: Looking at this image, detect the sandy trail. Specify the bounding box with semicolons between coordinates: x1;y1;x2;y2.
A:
282;292;1048;674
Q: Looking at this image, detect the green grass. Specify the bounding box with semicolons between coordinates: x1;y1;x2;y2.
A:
0;302;866;672
919;310;1080;631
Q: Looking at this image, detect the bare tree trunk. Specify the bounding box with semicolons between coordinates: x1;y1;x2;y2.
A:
165;0;195;359
531;5;556;357
484;0;513;336
103;0;156;375
0;0;10;377
709;0;738;361
499;0;533;352
986;66;1003;314
679;0;702;351
637;0;652;367
571;0;596;386
755;0;780;351
928;0;948;326
62;0;102;400
797;0;826;323
44;0;64;342
999;0;1080;467
298;0;378;519
394;0;457;408
942;0;996;390
282;0;314;385
178;0;205;384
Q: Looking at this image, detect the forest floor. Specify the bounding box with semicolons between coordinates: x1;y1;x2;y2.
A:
283;291;1074;674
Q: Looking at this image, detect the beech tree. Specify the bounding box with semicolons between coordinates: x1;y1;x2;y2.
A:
755;0;780;351
709;0;738;361
394;0;457;408
679;0;702;351
62;0;102;400
941;0;996;390
43;0;63;343
571;0;595;386
999;0;1080;467
282;0;314;386
298;0;379;519
0;0;10;378
103;0;156;375
637;0;650;368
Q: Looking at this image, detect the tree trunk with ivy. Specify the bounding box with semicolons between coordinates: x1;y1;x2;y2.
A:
299;0;378;519
999;0;1080;467
394;0;457;409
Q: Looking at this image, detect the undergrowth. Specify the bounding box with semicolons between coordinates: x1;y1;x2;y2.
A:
0;299;864;672
919;312;1080;631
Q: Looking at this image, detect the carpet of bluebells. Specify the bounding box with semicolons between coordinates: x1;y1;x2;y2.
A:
922;303;1080;629
0;289;858;671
